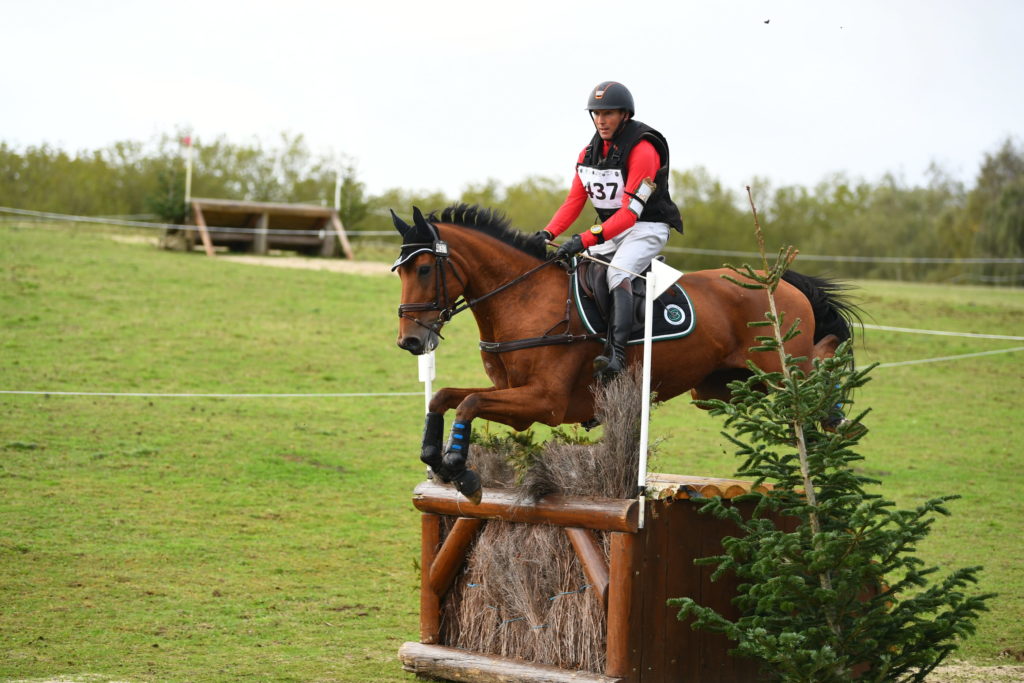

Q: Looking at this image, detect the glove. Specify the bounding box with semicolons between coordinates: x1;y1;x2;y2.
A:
527;229;553;251
552;233;586;262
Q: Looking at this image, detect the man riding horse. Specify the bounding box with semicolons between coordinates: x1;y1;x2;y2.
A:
536;80;684;382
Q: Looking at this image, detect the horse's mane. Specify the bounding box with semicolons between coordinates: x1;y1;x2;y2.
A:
428;204;547;260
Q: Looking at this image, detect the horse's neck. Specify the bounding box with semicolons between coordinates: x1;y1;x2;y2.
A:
462;258;569;339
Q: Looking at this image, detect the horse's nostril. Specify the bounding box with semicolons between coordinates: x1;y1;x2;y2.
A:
398;336;423;354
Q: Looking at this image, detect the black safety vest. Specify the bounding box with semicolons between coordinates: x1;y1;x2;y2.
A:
579;120;684;233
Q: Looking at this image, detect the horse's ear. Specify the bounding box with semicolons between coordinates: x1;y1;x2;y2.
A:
412;206;429;230
390;209;411;238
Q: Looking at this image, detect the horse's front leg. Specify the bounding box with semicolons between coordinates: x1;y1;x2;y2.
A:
427;386;498;414
438;383;577;504
419;387;498;498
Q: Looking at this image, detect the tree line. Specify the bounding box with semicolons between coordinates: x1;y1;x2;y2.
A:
1;133;1021;284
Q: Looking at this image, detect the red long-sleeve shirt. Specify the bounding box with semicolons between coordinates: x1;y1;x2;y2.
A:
544;139;661;248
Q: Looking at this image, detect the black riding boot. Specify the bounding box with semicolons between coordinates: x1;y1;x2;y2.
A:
593;284;633;381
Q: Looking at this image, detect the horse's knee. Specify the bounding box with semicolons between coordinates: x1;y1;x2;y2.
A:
428;389;456;414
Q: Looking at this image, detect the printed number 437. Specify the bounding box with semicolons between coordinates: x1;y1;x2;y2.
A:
585;182;618;200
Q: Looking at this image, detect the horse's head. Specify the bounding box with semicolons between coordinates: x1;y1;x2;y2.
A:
391;207;465;355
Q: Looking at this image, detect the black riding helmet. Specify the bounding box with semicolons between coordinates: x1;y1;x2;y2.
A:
586;81;635;117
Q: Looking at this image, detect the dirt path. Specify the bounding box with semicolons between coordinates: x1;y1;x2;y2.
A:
218;253;394;276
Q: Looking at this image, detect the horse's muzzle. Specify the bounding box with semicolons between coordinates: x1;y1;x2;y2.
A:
397;333;438;355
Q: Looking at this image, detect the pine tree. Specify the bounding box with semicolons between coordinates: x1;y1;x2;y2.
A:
668;190;994;682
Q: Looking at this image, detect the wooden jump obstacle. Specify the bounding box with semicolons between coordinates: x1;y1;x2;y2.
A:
399;474;774;683
163;197;353;258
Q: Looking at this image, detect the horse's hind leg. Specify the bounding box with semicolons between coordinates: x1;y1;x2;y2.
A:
690;369;752;404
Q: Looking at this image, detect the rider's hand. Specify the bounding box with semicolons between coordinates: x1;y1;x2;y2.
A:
551;233;585;262
528;229;553;251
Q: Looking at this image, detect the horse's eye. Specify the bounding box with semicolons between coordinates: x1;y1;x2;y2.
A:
417;264;431;278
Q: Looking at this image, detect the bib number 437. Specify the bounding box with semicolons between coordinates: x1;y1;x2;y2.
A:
585;181;618;201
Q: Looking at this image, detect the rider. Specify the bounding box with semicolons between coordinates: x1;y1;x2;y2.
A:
537;81;684;381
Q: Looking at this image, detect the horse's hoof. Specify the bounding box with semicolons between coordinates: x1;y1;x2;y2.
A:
452;469;482;505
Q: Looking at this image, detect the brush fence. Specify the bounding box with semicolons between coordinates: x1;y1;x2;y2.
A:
398;474;771;683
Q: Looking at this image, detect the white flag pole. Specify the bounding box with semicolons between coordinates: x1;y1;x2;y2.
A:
637;259;685;529
183;134;194;213
418;351;435;414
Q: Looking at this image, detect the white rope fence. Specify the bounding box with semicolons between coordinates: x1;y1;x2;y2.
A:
5;205;1024;264
3;324;1020;398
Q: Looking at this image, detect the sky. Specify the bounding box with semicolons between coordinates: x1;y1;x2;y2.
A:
3;0;1023;200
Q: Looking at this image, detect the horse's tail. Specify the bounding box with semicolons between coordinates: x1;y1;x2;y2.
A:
781;271;862;344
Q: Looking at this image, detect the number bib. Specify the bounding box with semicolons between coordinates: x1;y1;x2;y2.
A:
576;165;624;211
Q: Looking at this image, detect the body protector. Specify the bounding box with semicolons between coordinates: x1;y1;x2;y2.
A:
577;119;684;233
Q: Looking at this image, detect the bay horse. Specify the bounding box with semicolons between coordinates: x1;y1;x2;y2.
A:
392;204;857;503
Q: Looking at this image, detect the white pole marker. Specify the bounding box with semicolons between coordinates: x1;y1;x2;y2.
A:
638;259;685;528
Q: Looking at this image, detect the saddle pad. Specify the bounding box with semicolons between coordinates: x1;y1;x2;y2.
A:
571;269;696;344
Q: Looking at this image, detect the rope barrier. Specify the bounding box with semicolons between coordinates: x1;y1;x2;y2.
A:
862;323;1024;341
661;244;1024;265
875;345;1024;368
0;390;421;398
5;205;1023;265
1;324;1020;398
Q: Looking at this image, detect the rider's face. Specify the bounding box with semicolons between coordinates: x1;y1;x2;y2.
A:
591;109;627;140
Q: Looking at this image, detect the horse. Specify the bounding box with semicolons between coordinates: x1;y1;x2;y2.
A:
391;204;858;503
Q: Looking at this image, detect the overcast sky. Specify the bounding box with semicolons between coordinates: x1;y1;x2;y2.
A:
3;0;1022;200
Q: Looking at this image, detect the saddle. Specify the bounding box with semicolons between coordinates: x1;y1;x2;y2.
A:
573;256;696;343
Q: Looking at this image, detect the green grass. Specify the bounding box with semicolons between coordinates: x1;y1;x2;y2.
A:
2;222;1023;681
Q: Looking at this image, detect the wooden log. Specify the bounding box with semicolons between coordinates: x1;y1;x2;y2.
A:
191;202;215;257
420;513;442;644
329;213;354;259
645;473;772;500
605;532;636;678
429;517;484;597
398;642;622;683
191;197;337;218
413;481;639;533
564;527;609;610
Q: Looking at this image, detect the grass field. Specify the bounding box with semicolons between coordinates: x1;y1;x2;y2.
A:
2;222;1022;682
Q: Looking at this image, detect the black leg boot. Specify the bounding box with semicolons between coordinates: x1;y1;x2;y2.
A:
593;284;633;381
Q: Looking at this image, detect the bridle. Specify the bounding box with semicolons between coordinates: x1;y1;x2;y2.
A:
394;225;557;341
395;238;468;339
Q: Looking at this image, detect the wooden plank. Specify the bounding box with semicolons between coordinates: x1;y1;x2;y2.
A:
413;481;639;533
428;517;483;597
329;212;354;259
564;527;609;610
191;202;215;257
605;531;636;679
399;642;622;682
420;513;442;644
638;499;671;681
696;499;762;682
